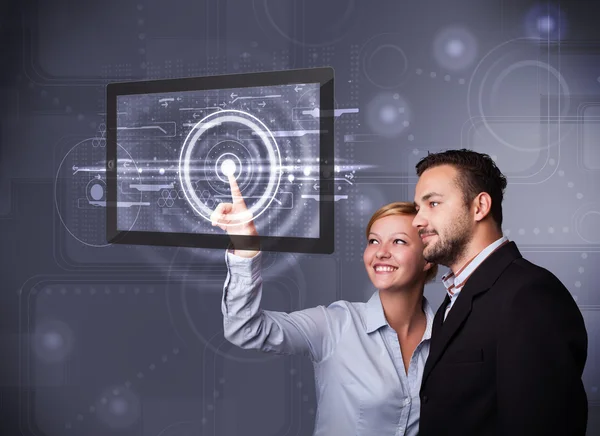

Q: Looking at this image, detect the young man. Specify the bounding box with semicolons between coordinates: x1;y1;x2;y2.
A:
412;149;588;436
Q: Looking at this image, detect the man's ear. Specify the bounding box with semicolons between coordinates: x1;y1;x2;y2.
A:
423;261;433;272
473;192;492;222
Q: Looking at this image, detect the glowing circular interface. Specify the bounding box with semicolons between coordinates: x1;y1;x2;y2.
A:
221;158;236;177
179;110;282;226
215;152;243;183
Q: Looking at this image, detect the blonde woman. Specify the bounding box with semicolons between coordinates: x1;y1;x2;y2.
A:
213;174;437;436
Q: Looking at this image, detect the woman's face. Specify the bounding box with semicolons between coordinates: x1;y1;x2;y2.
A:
363;214;430;293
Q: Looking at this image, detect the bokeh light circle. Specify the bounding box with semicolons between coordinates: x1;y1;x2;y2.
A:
32;319;74;364
366;93;411;138
95;385;141;430
433;26;478;71
524;4;568;41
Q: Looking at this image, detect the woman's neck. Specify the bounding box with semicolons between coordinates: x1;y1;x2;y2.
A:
378;286;426;336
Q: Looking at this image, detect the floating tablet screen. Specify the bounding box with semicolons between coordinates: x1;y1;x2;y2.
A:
106;68;334;253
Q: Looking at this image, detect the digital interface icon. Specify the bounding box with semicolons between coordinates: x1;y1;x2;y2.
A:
106;67;335;253
55;135;144;248
178;109;282;226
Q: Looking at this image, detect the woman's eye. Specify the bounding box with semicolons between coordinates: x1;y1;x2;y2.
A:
394;239;406;244
368;239;379;244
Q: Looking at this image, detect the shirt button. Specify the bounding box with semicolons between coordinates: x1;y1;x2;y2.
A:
403;398;411;406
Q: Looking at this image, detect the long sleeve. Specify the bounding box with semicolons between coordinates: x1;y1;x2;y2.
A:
221;250;343;363
496;274;588;435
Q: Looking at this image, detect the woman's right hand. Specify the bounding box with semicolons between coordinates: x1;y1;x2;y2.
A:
210;174;259;258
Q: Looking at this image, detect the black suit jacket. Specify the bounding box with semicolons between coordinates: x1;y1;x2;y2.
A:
419;241;588;436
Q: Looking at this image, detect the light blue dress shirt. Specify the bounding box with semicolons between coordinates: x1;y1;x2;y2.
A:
441;236;509;320
222;251;435;436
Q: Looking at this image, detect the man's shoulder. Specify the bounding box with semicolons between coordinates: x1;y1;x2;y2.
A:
496;256;573;305
504;256;563;287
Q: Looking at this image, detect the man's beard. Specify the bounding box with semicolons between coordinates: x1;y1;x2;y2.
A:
423;218;472;268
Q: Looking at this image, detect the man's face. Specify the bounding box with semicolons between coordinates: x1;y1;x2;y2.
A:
412;165;474;268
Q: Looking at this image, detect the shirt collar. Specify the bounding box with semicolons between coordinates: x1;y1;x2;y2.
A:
441;235;509;295
364;291;435;341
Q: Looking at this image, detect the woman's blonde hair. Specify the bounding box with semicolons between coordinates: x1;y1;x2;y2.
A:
366;202;438;284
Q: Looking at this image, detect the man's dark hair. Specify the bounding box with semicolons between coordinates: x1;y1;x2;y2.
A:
415;149;508;229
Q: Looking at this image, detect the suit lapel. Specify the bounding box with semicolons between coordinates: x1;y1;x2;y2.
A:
422;241;523;385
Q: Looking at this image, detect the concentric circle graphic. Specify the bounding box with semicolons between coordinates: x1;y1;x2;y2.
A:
294;86;338;131
165;246;308;364
156;421;201;436
87;178;106;202
206;141;252;194
360;34;409;89
54;138;143;247
467;37;572;152
179;110;282;226
573;203;600;244
215;153;241;182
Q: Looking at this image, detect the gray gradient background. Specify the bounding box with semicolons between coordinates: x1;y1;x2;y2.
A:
0;0;599;435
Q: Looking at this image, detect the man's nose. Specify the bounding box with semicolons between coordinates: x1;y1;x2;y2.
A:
412;212;427;229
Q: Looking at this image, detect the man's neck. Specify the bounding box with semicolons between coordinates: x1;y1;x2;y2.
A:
450;231;503;275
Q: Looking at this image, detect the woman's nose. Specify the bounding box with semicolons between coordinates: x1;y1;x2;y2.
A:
376;245;391;258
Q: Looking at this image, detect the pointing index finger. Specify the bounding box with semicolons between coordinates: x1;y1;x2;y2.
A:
228;174;246;206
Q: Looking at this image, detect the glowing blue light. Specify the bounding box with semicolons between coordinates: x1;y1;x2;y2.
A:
537;15;555;33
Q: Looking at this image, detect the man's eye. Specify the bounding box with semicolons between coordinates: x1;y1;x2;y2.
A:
430;201;439;207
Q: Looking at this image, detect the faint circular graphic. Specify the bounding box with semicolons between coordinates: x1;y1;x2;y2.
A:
156;421;201;436
206;141;253;194
524;3;568;41
255;0;357;47
32;319;74;364
467;38;572;152
343;184;389;264
179;110;282;227
293;86;339;131
55;138;143;247
366;93;412;138
95;385;141;430
87;178;106;202
360;33;409;89
165;247;307;363
433;26;478;71
573;203;600;244
355;187;388;227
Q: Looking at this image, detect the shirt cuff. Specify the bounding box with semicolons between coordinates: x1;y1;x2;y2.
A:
225;249;262;280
